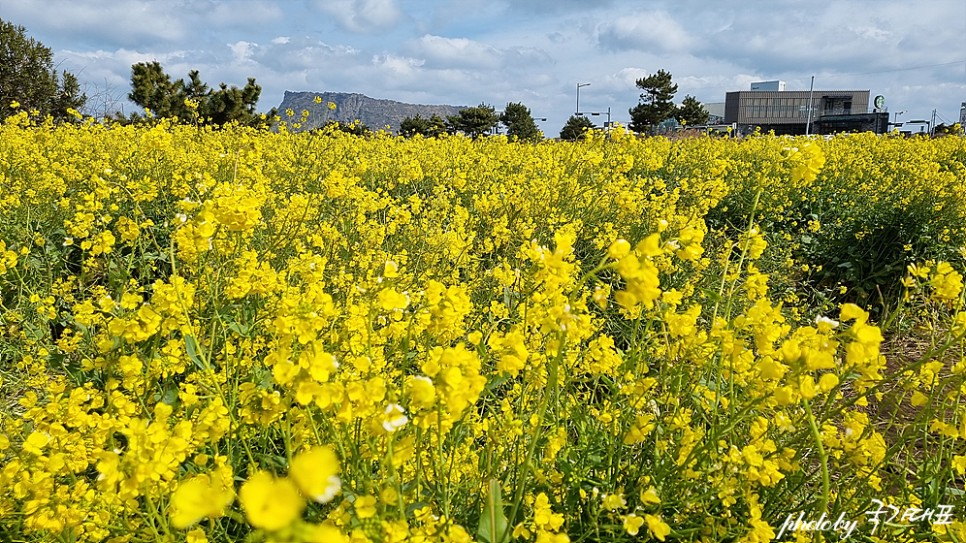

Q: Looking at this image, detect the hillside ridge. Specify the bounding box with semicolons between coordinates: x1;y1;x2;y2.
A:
278;91;466;133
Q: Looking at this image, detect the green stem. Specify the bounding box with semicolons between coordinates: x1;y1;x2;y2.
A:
802;398;830;513
502;331;564;542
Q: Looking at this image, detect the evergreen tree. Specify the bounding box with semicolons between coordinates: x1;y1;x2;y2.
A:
499;102;541;142
0;18;86;120
675;95;710;127
399;114;448;137
560;115;595;141
628;69;678;134
128;61;184;119
446;104;499;138
52;71;86;119
128;61;273;126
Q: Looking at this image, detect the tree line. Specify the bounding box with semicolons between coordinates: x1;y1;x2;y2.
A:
399;71;709;141
2;17;708;138
0;19;85;120
399;102;541;140
1;17;272;127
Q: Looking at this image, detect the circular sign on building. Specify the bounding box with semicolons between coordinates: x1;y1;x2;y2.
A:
874;95;885;111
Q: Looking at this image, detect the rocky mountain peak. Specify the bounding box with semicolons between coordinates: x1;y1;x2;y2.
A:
278;91;466;134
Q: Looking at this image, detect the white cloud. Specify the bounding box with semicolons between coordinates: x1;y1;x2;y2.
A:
597;11;696;53
371;54;425;79
315;0;404;33
2;0;188;47
405;34;553;75
409;35;502;70
253;37;360;72
605;67;651;88
229;41;257;63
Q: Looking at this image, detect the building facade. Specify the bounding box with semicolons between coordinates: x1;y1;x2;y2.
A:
724;90;887;135
704;102;725;124
750;80;786;91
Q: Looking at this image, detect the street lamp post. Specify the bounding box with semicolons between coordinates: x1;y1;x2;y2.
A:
892;110;905;128
587;107;613;128
576;83;590;115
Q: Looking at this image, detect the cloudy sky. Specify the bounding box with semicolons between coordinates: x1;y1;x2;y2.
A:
3;0;965;133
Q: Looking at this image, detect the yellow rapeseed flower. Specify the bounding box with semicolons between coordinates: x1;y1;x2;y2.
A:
953;455;966;475
290;445;341;503
640;486;661;505
355;495;377;519
623;514;645;536
169;472;235;529
186;528;208;543
304;523;348;543
239;471;304;531
378;288;410;311
645;514;671;541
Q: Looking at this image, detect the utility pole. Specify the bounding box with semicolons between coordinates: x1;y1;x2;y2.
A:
930;108;937;136
805;75;815;136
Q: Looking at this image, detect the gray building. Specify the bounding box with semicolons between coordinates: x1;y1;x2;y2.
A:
724;89;888;135
704;102;725;124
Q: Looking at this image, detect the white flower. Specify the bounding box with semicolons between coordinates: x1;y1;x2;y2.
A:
815;315;840;329
382;404;408;433
315;475;342;504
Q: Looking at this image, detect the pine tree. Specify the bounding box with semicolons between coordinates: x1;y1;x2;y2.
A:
446;104;499;138
399;114;448;137
128;61;273;126
628;69;678;134
500;102;541;142
675;95;709;127
560;115;595;141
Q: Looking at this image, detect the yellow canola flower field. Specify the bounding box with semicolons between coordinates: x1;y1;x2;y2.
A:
1;115;965;543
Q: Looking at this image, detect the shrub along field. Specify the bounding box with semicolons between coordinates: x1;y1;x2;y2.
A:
0;113;965;543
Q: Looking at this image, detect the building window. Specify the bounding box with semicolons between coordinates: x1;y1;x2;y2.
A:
844;101;852;114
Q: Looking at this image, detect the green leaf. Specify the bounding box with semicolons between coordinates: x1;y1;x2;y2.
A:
227;322;250;337
484;374;509;394
160;383;179;406
184;334;207;370
477;479;509;543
